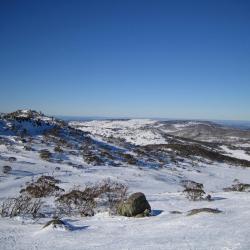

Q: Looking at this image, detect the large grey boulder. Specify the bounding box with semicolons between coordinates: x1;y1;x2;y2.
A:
117;192;151;217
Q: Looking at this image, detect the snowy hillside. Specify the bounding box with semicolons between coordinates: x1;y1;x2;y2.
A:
1;110;250;249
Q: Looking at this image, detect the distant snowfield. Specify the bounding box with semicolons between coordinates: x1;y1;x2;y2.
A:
70;119;167;145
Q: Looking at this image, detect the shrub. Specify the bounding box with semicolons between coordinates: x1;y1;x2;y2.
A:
2;165;12;174
54;146;63;153
20;176;64;198
24;145;33;151
181;180;204;190
83;154;105;165
123;153;138;165
0;195;43;218
223;181;250;192
183;188;205;201
39;149;52;161
56;179;127;217
8;157;17;162
56;189;95;216
181;180;206;201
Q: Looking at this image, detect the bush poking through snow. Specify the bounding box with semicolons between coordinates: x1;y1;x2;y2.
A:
56;179;128;217
122;153;138;165
181;180;204;190
20;176;64;198
2;165;12;174
24;145;33;151
182;180;206;201
83;154;105;166
223;180;250;192
8;157;17;162
39;149;52;161
54;146;63;153
183;188;205;201
0;195;43;218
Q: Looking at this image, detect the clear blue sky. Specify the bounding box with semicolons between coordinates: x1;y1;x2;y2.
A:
0;0;249;120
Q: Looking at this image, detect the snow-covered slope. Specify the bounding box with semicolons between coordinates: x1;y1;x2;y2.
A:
70;119;250;145
70;119;166;145
1;110;250;250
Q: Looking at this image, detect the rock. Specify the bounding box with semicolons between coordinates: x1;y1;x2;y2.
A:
187;208;222;216
43;219;66;228
117;192;151;217
169;210;182;214
43;219;72;231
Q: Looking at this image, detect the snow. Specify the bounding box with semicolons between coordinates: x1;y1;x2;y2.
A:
221;145;250;161
1;115;250;249
1;142;250;249
173;121;205;129
70;119;166;145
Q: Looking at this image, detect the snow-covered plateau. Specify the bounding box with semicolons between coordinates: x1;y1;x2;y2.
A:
1;110;250;250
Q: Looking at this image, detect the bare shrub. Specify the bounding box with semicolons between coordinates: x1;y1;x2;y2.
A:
2;165;12;174
56;189;95;216
54;146;63;153
183;188;205;201
24;145;33;151
83;154;105;165
181;179;206;201
123;153;137;165
8;157;17;162
223;180;250;192
181;180;204;190
20;176;64;198
0;195;43;218
56;179;127;217
39;149;52;161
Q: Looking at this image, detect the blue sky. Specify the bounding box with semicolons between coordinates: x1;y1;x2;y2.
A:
0;0;249;120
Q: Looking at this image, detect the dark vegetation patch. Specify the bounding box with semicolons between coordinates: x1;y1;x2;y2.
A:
83;153;105;165
120;153;138;165
20;176;64;198
224;180;250;192
56;179;127;217
2;165;12;174
0;195;43;218
8;157;17;162
181;180;206;201
24;145;33;151
54;145;63;153
143;144;250;167
39;149;52;161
